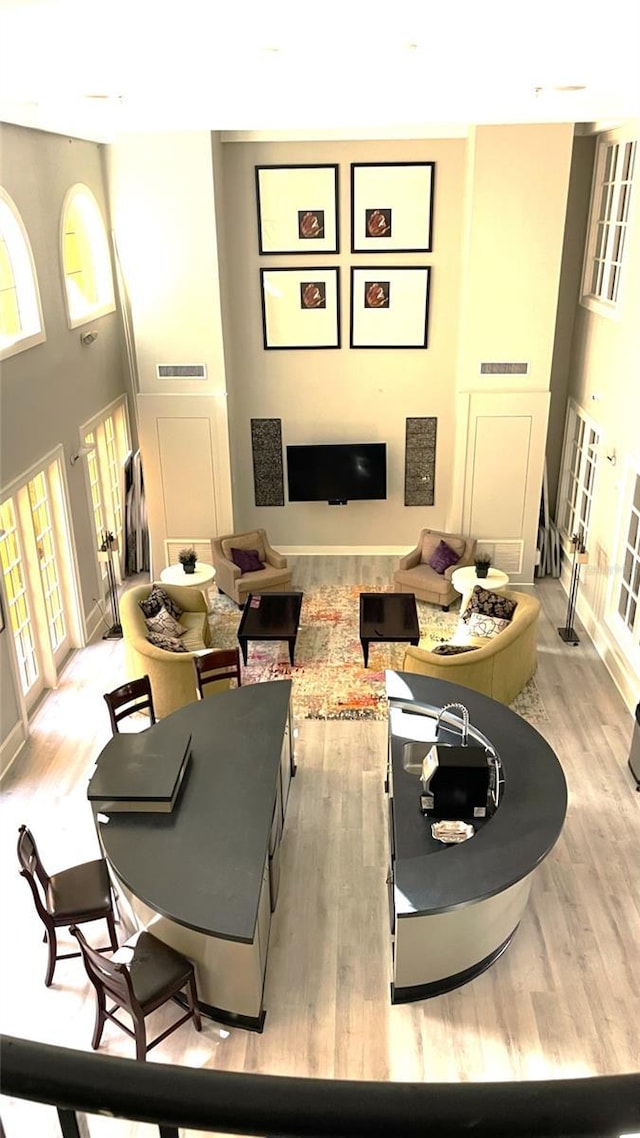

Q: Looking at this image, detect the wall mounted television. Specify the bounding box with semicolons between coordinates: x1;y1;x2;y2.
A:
286;442;387;504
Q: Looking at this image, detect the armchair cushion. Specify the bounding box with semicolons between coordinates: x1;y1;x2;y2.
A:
467;612;511;638
139;585;183;622
461;586;518;624
432;643;479;656
428;540;461;575
145;606;186;638
230;547;264;574
221;530;266;563
146;631;188;653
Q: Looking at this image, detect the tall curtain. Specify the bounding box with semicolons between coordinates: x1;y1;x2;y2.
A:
124;450;149;575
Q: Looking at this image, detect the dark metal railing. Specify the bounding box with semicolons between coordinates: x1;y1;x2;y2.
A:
2;1035;639;1138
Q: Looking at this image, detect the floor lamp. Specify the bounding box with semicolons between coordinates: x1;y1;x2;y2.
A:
558;532;588;646
98;531;122;640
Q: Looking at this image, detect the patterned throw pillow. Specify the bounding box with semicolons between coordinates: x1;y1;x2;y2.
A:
230;547;264;574
467;612;511;639
427;540;460;575
139;585;183;621
145;605;185;639
461;586;518;625
146;631;188;653
431;643;479;656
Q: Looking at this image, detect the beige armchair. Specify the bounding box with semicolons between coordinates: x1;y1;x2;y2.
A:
393;529;477;610
120;583;230;719
402;589;540;705
212;528;292;606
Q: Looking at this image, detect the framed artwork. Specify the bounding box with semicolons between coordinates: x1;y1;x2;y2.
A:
351;162;435;253
260;267;341;349
350;266;430;349
255;165;339;254
0;591;5;632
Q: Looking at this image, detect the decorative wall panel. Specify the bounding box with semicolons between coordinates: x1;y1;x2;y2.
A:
404;417;437;506
251;418;284;506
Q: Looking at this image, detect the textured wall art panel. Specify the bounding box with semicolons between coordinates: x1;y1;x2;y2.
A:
404;417;437;506
251;418;285;506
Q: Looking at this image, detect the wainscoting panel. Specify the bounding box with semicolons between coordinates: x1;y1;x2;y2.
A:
404;417;437;506
251;418;285;507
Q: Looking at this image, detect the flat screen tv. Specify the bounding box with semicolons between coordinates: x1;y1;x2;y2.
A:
286;442;387;503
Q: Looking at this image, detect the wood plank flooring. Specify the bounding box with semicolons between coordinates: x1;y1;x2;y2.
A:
1;557;639;1137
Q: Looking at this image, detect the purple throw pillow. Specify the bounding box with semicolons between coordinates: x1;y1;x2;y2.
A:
428;540;460;575
230;547;264;574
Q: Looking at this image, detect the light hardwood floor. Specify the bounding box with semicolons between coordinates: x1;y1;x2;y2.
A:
1;558;639;1137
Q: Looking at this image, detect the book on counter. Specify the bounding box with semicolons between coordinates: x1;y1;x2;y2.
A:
88;724;192;813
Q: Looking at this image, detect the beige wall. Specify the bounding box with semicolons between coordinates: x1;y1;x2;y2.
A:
219;137;467;550
104;125;576;564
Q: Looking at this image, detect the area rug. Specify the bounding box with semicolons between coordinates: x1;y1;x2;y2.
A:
209;584;548;724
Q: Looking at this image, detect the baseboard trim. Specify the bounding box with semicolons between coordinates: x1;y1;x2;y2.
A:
0;719;27;780
280;546;406;556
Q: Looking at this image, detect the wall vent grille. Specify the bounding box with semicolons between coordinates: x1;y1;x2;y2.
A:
475;540;523;574
479;362;529;375
156;364;207;379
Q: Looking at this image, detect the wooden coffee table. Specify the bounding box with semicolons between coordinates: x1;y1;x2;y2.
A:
359;592;420;668
237;592;304;665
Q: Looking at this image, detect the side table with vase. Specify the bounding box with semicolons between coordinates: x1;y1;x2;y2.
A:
160;562;217;612
451;565;510;605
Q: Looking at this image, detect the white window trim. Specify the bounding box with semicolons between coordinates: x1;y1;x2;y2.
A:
555;398;601;549
0;187;46;361
60;183;116;330
580;127;637;320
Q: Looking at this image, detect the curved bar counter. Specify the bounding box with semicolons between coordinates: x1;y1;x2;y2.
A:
90;680;294;1032
385;671;567;1003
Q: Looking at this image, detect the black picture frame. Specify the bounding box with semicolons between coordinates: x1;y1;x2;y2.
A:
255;165;340;255
260;267;341;350
350;266;430;349
351;162;435;253
0;591;5;633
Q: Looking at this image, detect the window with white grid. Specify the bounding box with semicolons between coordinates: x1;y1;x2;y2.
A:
556;401;600;547
60;183;115;329
581;133;637;317
0;187;46;360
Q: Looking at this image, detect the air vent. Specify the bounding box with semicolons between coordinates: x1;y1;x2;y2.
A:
480;362;529;376
476;541;523;574
156;364;207;379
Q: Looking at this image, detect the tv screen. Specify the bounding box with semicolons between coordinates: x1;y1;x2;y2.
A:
286;443;387;503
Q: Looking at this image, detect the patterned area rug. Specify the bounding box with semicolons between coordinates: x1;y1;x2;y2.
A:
209;585;548;724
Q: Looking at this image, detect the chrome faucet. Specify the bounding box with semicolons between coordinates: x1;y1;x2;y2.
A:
435;702;470;745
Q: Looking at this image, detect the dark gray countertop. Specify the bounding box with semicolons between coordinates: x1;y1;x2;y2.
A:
91;681;292;943
385;672;567;917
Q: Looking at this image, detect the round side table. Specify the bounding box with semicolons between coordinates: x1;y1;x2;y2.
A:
160;562;217;611
451;565;510;598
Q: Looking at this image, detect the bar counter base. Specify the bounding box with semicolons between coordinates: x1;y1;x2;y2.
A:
175;992;266;1034
390;927;516;1004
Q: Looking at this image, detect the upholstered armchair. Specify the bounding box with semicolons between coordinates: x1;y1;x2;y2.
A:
212;528;292;605
393;529;477;610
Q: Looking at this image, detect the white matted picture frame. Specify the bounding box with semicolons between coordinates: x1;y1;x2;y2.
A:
350;266;430;349
255;165;339;255
260;267;341;350
351;162;435;253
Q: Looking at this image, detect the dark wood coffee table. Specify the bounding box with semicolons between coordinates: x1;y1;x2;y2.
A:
359;592;420;667
237;592;304;665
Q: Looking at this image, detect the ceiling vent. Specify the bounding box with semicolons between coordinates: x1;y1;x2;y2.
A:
156;364;207;379
480;362;529;375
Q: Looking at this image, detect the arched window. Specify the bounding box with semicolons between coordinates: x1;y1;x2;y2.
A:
0;188;46;360
60;184;115;327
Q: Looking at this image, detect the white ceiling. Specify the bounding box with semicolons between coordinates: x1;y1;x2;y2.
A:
1;0;639;142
